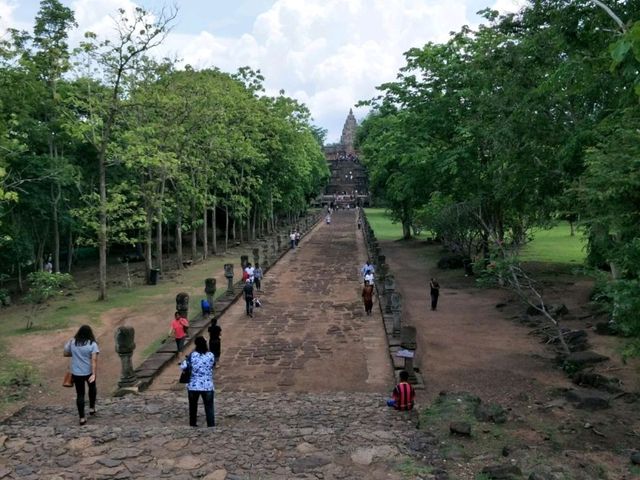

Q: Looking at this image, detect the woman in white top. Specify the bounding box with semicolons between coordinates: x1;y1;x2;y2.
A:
64;325;99;425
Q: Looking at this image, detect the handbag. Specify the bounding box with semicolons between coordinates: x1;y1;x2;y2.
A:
179;353;192;384
63;371;73;387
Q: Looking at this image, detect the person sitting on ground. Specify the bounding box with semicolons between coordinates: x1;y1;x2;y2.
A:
207;317;221;367
243;279;254;317
387;370;415;410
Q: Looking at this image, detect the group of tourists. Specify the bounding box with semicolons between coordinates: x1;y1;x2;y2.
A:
242;262;264;317
289;230;301;250
61;218;423;429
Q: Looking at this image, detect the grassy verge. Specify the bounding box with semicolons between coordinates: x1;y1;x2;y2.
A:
366;209;585;266
364;208;404;241
519;222;586;265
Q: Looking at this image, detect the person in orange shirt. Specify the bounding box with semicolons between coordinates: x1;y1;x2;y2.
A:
170;311;189;353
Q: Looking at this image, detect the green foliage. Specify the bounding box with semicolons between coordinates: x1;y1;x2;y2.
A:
0;350;38;404
23;271;74;329
396;458;433;478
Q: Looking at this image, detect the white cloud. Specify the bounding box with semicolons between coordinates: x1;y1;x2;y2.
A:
491;0;528;14
2;0;486;142
0;0;28;34
160;0;474;141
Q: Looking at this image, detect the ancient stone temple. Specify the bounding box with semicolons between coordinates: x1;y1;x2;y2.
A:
321;109;369;208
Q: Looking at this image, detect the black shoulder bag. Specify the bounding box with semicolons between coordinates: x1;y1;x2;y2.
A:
179;353;193;384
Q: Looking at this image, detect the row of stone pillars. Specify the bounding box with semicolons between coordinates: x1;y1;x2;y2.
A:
115;212;323;393
359;211;421;387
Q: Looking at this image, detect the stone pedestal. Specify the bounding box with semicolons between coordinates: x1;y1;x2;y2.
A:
224;264;234;293
205;278;216;312
252;248;260;267
240;255;249;269
384;276;395;314
115;326;136;388
261;243;270;269
391;292;401;337
176;292;189;318
401;326;418;383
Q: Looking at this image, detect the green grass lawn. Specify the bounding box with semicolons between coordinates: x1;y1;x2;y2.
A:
365;209;585;265
364;208;404;241
519;223;586;265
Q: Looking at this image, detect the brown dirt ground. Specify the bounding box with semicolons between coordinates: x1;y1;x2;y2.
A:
3;245;256;416
382;238;640;479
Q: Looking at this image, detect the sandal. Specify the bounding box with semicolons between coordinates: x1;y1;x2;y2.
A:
89;409;96;416
79;418;87;426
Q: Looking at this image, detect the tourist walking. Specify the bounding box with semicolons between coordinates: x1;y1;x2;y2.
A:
254;263;263;291
429;278;440;311
289;231;296;250
244;262;255;283
180;336;215;427
170;311;189;353
63;325;99;425
207;317;222;366
361;260;375;279
243;279;254;317
387;370;416;410
362;280;374;315
295;229;301;247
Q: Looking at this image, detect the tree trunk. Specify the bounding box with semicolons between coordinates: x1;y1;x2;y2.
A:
66;227;74;273
232;215;236;241
52;183;61;273
17;263;23;293
191;210;197;261
569;220;575;237
98;150;108;300
402;219;412;240
225;205;229;252
212;204;217;255
176;212;183;269
203;207;208;260
144;215;153;284
156;217;163;274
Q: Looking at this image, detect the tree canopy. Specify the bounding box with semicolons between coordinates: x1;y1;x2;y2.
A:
0;1;328;299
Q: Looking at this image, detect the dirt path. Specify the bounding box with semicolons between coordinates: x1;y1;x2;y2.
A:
152;209;393;393
381;240;568;405
11;251;254;409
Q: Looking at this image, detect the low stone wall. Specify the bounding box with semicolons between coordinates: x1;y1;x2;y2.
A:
131;212;324;392
360;211;424;388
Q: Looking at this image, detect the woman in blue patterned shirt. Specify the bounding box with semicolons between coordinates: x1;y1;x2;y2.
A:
180;336;215;427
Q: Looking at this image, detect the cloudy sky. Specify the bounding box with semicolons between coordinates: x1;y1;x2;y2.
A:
0;0;527;142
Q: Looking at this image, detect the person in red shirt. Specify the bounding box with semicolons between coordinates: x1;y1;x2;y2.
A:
387;370;416;410
170;311;189;353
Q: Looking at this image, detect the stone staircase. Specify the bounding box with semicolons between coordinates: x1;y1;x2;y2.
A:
0;391;425;480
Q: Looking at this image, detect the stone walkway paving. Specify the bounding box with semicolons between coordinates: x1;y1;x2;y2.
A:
0;392;430;480
0;211;430;480
152;210;392;393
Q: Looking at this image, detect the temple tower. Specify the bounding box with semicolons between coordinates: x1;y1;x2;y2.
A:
320;110;369;207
